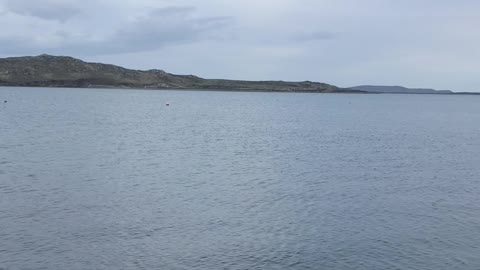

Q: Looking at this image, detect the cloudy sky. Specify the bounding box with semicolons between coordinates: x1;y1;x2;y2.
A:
0;0;479;91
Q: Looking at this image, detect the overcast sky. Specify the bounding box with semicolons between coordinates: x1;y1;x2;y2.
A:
0;0;479;91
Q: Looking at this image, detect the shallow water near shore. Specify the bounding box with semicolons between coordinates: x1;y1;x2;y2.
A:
1;87;480;270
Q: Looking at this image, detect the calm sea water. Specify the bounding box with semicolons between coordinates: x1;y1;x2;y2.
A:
1;87;480;270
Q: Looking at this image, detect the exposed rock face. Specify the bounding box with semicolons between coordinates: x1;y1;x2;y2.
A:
0;54;356;93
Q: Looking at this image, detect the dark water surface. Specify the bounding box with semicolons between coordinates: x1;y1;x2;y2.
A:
1;87;480;270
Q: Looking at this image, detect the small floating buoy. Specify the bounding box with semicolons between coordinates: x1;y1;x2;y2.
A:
165;102;170;106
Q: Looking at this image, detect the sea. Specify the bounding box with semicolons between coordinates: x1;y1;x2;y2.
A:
1;87;480;270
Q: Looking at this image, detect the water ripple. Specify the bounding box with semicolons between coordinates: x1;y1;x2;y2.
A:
1;88;480;269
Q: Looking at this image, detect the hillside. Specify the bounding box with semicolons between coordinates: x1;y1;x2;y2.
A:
0;55;355;93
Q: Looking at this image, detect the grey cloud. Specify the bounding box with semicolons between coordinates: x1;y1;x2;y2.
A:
78;7;232;54
294;31;337;42
0;36;45;55
243;30;337;46
150;6;196;16
3;0;84;22
12;7;232;55
0;5;233;55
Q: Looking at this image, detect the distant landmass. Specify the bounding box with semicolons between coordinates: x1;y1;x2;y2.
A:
1;55;478;95
349;85;454;94
0;54;359;93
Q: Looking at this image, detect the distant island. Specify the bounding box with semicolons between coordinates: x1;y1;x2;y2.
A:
349;85;453;94
349;85;480;95
0;54;478;95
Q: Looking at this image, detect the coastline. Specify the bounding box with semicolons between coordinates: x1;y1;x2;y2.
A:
2;85;480;95
0;84;368;94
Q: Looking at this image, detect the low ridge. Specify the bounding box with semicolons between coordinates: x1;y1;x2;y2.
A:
350;85;453;94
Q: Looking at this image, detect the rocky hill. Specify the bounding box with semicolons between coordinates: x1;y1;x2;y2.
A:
0;54;356;93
